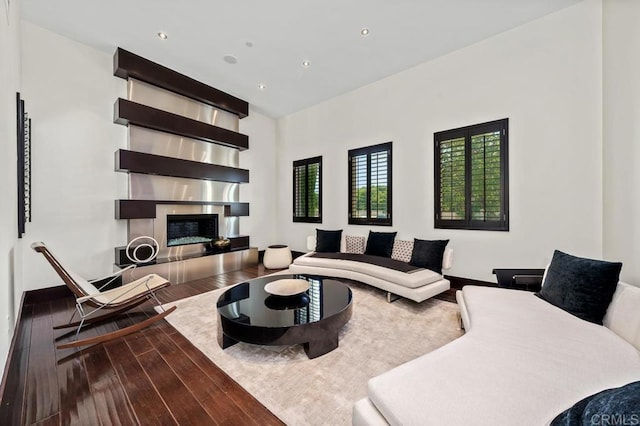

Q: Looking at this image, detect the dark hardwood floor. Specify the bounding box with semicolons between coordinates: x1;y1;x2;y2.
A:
1;265;457;425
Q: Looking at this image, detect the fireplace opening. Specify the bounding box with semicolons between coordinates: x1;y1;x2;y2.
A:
167;214;219;247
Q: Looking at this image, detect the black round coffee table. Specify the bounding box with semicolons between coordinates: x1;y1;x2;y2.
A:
216;274;353;359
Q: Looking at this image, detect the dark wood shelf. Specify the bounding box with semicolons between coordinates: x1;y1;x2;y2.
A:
115;150;249;183
114;99;249;150
116;200;249;219
113;48;248;118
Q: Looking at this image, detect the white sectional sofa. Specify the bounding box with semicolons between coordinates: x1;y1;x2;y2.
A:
353;282;640;425
289;236;453;303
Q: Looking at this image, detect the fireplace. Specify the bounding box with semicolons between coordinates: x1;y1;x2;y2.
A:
166;214;218;247
127;204;233;261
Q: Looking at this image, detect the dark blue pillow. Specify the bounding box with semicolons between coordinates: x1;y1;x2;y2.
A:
315;229;342;253
364;231;397;258
409;239;449;273
536;250;622;325
551;381;640;425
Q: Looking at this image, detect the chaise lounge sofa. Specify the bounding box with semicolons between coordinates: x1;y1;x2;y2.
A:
353;252;640;425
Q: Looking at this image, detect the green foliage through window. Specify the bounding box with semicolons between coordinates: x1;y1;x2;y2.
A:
435;119;509;231
293;156;322;223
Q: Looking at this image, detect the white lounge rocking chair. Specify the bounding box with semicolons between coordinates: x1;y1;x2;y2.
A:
32;241;176;349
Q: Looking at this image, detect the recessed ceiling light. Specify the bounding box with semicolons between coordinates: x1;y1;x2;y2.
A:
157;32;168;40
258;83;266;90
223;54;238;65
302;60;311;68
360;28;370;36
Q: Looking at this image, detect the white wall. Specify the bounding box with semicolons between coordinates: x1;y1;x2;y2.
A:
276;0;603;282
603;0;640;284
19;22;129;290
0;0;22;373
239;107;278;250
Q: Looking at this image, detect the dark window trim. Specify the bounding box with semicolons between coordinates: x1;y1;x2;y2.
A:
348;141;393;226
434;119;509;231
293;156;323;223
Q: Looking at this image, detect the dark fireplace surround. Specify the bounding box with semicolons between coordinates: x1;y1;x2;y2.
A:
115;210;250;267
167;213;219;247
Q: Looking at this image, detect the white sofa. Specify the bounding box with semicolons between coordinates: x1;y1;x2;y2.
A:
289;236;453;303
353;282;640;425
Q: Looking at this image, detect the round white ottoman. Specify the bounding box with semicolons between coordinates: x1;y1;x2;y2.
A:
263;245;292;269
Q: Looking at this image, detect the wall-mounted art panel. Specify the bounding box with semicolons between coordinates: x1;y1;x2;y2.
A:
16;92;31;238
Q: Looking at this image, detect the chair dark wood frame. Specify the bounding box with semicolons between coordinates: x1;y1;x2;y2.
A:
32;242;176;349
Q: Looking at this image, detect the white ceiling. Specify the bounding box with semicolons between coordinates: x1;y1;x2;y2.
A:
21;0;582;118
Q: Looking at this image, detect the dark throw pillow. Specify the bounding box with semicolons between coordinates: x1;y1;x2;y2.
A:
536;250;622;325
409;239;449;274
364;231;397;258
551;381;640;426
315;229;342;253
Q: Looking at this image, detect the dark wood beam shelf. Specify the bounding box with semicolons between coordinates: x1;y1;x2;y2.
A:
116;200;249;219
115;150;250;183
114;98;249;150
113;48;249;118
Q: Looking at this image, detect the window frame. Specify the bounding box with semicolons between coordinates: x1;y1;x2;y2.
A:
292;156;323;223
348;141;393;226
434;119;509;231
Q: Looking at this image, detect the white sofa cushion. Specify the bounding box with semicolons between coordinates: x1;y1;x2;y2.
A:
293;252;442;289
366;286;640;425
604;282;640;351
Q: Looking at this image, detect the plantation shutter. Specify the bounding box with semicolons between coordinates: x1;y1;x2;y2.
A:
307;162;320;218
350;153;368;219
370;149;389;220
438;136;466;222
471;129;502;222
293;157;322;223
435;119;508;231
348;142;392;225
293;163;307;219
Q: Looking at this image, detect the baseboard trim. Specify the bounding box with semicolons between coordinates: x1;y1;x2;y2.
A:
0;292;26;424
445;275;496;290
23;285;72;305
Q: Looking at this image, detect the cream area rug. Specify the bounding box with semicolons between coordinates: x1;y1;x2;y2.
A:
160;280;463;425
